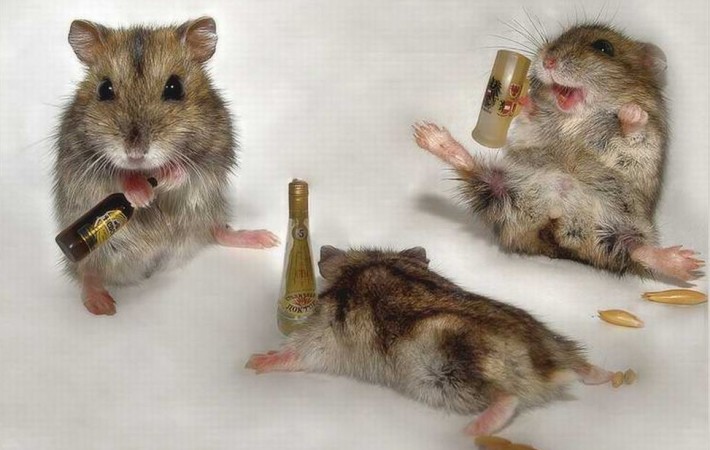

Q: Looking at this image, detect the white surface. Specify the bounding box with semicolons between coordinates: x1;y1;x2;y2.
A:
0;1;707;449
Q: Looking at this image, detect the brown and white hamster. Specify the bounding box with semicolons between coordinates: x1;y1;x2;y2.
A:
414;24;703;282
247;246;616;437
53;17;278;315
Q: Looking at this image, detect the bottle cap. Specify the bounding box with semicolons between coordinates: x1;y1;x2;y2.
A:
289;179;309;216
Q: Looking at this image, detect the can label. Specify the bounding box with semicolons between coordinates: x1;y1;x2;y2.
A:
77;209;128;250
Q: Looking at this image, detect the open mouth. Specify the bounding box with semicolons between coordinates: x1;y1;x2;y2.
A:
551;83;585;111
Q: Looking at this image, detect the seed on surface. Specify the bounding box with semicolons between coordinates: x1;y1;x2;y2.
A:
611;371;624;387
474;436;511;450
623;369;637;385
642;289;707;305
598;309;644;328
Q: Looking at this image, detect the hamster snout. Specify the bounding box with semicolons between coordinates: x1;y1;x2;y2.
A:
529;25;667;111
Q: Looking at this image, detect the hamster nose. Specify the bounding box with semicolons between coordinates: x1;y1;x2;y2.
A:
125;124;149;159
543;57;557;70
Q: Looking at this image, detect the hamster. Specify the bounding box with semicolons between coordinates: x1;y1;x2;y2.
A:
53;17;278;315
413;24;703;282
246;246;617;437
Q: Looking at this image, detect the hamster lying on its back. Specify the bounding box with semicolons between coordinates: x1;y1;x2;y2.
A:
247;246;617;437
414;24;703;283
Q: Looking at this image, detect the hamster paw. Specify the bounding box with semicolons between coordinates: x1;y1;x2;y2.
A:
618;103;648;137
412;122;475;170
575;364;614;385
121;173;155;208
245;349;300;374
156;162;189;191
82;288;116;316
464;395;519;437
631;245;705;281
213;226;280;249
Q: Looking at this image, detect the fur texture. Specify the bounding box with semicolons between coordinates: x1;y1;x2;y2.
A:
247;247;613;436
54;18;277;314
414;24;703;281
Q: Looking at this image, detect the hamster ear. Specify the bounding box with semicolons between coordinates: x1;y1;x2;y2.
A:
178;17;218;63
318;246;347;280
68;20;106;65
642;43;667;84
400;247;429;264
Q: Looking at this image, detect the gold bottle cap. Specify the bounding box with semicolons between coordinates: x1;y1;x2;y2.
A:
289;179;309;217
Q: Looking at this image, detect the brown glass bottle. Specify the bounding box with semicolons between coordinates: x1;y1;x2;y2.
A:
55;178;156;263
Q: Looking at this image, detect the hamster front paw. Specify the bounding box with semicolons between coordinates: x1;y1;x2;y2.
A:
245;349;301;374
213;225;280;249
121;173;155;208
618;103;649;138
412;122;476;170
156;162;189;191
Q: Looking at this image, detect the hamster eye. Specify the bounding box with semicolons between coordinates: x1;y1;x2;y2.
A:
162;75;184;101
591;39;615;56
97;79;115;101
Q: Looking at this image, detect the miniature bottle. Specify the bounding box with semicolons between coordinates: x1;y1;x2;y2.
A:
55;178;157;263
472;50;531;148
277;179;317;335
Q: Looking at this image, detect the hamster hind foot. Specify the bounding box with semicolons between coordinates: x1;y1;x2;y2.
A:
245;348;301;374
212;225;280;249
463;395;520;437
413;122;476;171
81;273;116;316
631;245;705;281
575;364;614;385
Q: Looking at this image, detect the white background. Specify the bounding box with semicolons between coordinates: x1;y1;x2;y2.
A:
0;1;707;449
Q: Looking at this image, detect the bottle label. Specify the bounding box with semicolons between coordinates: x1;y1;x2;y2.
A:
77;209;128;251
278;218;316;322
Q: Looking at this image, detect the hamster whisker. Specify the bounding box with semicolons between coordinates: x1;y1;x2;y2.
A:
491;35;538;55
523;8;550;46
501;19;543;51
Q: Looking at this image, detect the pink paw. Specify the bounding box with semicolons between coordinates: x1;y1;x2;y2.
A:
156;162;188;191
82;289;116;316
618;103;648;137
214;226;280;249
245;349;299;374
121;173;155;208
632;245;704;281
463;396;519;437
576;364;613;385
412;122;475;170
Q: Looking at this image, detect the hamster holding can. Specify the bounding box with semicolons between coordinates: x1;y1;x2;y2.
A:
247;247;618;437
414;24;703;282
53;17;278;315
